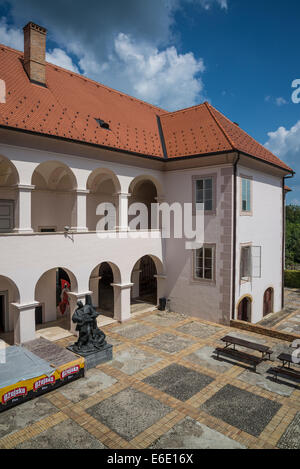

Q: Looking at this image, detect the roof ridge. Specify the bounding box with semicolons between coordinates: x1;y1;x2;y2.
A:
204;102;236;150
159;102;207;118
0;42;167;115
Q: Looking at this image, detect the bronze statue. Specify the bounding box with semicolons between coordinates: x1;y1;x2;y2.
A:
71;295;107;354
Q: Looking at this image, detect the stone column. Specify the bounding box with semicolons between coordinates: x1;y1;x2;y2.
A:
14;184;35;233
12;301;39;344
115;192;130;232
154;274;167;305
72;190;89;232
67;291;92;335
89;276;101;308
131;270;141;299
111;283;133;322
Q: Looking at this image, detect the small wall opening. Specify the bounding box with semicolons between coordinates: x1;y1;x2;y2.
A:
263;288;274;317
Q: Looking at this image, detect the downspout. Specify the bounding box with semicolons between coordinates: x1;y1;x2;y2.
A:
231;153;240;320
282;172;295;308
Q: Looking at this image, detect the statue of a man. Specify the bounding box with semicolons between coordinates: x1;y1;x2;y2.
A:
71;296;107;353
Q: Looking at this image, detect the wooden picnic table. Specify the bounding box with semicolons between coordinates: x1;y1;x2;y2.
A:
221;335;273;360
278;353;299;369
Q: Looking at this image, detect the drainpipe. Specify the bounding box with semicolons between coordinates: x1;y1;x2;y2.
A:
231;153;240;321
282;172;295;308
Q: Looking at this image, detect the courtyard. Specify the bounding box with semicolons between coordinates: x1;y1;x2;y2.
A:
0;307;299;450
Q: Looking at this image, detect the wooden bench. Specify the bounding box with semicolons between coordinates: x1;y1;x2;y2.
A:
269;367;300;383
221;335;273;360
215;347;262;372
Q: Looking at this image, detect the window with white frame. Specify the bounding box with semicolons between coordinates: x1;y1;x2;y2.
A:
194;246;215;281
241;177;251;212
195;177;213;211
240;245;262;281
0;200;14;233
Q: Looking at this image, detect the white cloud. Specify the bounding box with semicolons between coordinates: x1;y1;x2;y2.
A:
46;49;79;73
265;95;288;106
265;121;300;200
195;0;228;9
265;121;300;160
0;18;23;50
0;0;228;108
276;97;288;106
78;33;205;110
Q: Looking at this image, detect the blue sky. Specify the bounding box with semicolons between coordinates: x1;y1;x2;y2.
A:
0;0;299;203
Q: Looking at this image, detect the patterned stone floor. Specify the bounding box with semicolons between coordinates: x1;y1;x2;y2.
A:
260;288;300;336
0;310;299;450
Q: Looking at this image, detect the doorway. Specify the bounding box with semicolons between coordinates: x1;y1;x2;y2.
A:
237;297;252;322
263;288;274;317
139;256;157;303
98;263;114;316
0;292;7;333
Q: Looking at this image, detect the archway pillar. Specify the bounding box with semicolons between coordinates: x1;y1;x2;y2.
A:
89;276;102;308
115;192;131;232
67;291;92;335
154;274;167;305
131;270;142;299
111;283;134;322
14;184;35;234
12;301;39;344
71;189;89;232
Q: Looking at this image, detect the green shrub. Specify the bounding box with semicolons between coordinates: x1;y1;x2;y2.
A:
284;270;300;288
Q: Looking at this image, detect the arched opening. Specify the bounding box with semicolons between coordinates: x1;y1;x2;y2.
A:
237;296;252;322
89;262;121;319
129;177;159;230
31;161;77;232
130;255;160;313
263;288;274;317
0;156;19;233
87;169;120;231
0;275;20;345
34;267;78;331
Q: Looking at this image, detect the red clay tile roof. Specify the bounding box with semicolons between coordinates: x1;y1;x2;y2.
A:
284;185;292;192
0;44;293;173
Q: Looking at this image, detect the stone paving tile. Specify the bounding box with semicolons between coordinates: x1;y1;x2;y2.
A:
144;311;187;327
108;346;162;375
59;369;118;403
113;323;157;340
238;362;297;397
176;322;221;339
16;419;106;449
0;397;58;439
86;387;171;441
183;346;234;374
201;384;282;438
143;363;214;402
143;333;195;354
150;416;246;449
277;412;300;449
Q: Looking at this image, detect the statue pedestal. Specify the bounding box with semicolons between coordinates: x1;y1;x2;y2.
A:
67;343;113;371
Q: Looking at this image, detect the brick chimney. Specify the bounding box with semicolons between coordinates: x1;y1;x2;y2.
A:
23;22;47;86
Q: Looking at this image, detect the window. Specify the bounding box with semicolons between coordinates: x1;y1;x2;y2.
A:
195;246;215;281
241;177;251;213
240;245;262;281
0;200;14;233
195;178;213;211
240;246;252;280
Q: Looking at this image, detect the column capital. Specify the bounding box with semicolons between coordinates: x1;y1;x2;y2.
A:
11;301;40;311
114;192;131;198
75;189;90;195
15;184;36;191
111;283;134;290
67;291;93;301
